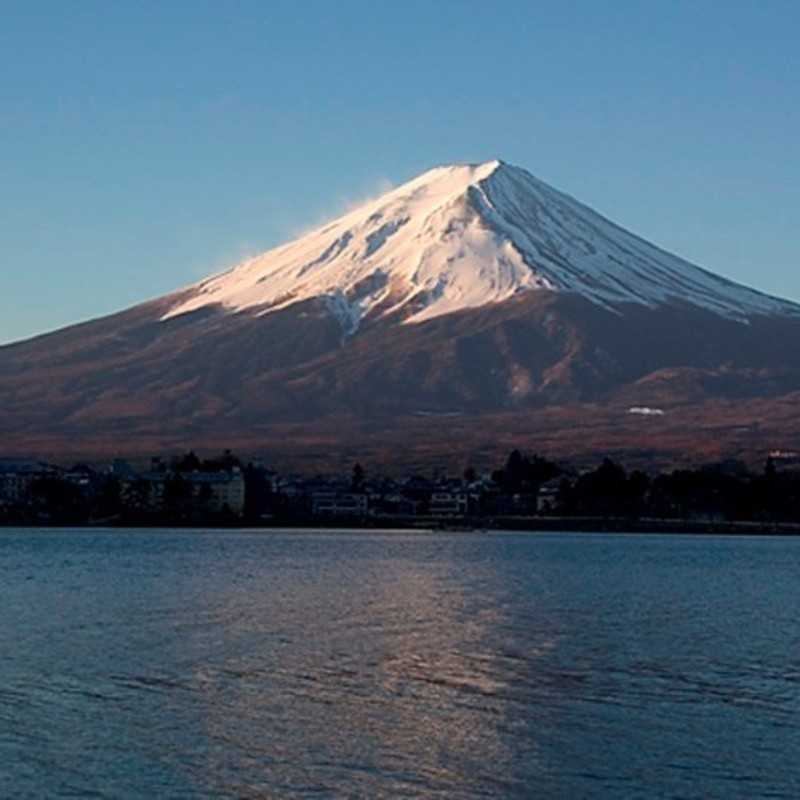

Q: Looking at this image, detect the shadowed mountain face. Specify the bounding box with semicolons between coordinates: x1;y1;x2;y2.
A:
2;161;799;467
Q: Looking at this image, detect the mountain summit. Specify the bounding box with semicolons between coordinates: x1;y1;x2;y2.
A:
164;160;798;329
2;159;800;467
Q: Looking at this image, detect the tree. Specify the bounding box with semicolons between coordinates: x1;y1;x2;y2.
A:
172;451;201;473
568;458;629;516
351;463;365;492
30;477;88;524
164;474;193;518
94;477;122;519
243;464;274;520
492;450;560;494
197;483;214;508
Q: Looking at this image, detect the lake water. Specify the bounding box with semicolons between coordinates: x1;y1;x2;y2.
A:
1;529;799;799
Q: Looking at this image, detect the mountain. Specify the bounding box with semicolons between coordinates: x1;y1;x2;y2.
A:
2;160;800;469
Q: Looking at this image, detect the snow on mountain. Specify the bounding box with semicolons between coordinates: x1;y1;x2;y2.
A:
163;160;799;330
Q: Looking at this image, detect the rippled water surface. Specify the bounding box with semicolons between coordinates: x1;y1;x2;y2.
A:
1;529;799;798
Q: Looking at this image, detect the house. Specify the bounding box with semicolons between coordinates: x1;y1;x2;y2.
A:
374;493;419;517
61;464;98;494
185;469;246;515
0;460;54;504
110;459;138;481
429;492;469;517
769;451;800;471
537;478;562;514
311;491;368;517
120;471;168;512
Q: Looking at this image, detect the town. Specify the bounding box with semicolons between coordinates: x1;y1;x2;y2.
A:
2;449;800;531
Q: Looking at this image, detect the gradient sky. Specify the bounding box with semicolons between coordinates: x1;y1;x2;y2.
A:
2;1;798;343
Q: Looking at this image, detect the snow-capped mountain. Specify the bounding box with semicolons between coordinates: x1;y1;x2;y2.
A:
2;159;799;467
164;160;799;330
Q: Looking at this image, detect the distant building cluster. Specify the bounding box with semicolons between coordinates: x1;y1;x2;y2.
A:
0;453;546;525
293;476;483;520
0;456;247;523
2;449;799;526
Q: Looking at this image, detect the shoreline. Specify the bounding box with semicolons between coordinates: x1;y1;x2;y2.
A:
3;516;800;536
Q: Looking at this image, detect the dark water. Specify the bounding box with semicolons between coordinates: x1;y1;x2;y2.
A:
1;530;799;799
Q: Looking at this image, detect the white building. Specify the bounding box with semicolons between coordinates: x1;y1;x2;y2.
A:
187;469;246;515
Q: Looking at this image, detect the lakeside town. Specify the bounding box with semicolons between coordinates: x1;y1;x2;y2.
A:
2;448;800;531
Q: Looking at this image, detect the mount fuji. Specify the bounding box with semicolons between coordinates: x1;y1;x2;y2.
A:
2;160;800;468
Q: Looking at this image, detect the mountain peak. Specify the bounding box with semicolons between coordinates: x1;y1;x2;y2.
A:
163;159;799;331
414;158;504;181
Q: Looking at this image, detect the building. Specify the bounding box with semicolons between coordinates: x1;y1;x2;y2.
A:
311;491;368;517
120;471;167;512
537;478;562;514
429;492;469;517
374;493;419;517
769;451;800;471
120;467;246;516
0;460;53;504
185;469;246;515
61;464;97;494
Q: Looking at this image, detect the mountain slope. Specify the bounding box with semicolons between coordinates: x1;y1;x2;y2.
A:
1;160;799;466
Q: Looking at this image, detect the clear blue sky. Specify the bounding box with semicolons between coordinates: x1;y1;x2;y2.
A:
2;0;798;343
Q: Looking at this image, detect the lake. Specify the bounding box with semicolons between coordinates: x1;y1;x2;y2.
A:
1;529;799;798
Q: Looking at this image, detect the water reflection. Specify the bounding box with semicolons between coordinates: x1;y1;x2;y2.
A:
182;535;555;796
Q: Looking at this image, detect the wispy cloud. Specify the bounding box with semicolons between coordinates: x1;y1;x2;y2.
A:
186;242;266;280
287;175;395;239
185;175;397;281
